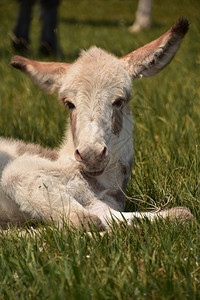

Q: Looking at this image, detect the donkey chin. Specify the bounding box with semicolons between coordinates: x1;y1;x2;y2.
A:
79;158;110;177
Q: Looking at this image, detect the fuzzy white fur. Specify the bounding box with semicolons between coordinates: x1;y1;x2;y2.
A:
0;19;193;230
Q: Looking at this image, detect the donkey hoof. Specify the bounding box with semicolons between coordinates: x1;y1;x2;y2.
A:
167;206;194;222
81;215;106;232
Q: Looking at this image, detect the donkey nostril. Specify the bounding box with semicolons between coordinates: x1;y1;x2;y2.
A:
102;146;108;158
75;146;108;163
74;149;83;162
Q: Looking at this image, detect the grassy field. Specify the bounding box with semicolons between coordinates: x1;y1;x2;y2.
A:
0;0;200;299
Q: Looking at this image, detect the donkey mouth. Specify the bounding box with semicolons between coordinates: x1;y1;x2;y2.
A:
84;168;105;177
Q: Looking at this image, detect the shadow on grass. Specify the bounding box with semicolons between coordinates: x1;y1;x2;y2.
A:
61;17;164;30
60;17;125;27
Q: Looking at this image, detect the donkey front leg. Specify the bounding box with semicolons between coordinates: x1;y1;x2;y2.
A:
0;157;105;230
86;197;193;228
110;207;194;224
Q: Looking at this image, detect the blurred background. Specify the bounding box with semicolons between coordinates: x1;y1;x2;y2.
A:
0;0;199;61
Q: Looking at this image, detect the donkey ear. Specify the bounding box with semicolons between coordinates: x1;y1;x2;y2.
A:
10;56;71;94
120;18;189;79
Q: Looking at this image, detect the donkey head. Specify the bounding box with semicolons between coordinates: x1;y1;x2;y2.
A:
11;18;189;176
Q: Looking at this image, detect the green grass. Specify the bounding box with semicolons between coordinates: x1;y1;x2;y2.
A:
0;0;200;298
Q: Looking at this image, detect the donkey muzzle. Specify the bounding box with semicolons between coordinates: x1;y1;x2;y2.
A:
74;143;109;176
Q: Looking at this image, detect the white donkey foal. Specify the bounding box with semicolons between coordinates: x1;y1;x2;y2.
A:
0;18;193;230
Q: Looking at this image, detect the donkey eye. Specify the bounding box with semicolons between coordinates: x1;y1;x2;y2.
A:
65;101;76;110
112;98;124;108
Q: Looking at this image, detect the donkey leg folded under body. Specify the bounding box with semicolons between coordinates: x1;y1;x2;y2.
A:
0;156;105;231
0;154;194;231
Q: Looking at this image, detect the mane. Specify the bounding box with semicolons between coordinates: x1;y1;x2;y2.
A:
80;46;110;57
79;46;118;66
